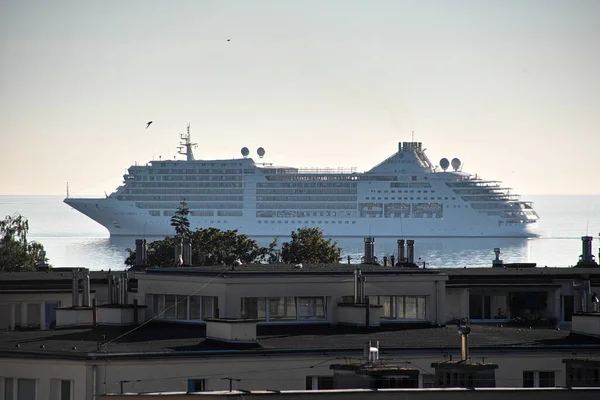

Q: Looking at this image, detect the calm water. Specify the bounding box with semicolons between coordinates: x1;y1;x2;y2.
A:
0;195;599;271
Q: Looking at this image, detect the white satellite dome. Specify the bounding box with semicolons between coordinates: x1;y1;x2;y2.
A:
451;158;461;171
440;158;450;171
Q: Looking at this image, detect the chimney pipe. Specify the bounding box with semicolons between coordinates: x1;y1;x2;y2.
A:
397;239;405;263
107;273;113;304
458;325;471;361
364;237;375;264
82;271;91;307
183;237;192;266
135;239;147;267
406;240;415;264
72;274;80;307
354;268;360;303
120;273;128;305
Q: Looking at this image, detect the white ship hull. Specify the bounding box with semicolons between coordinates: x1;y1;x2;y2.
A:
65;133;539;239
64;198;538;238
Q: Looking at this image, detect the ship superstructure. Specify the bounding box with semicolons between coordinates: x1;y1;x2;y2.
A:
64;127;538;237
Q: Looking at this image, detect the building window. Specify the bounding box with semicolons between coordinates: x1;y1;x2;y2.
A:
152;294;217;321
241;297;327;321
305;376;334;390
523;371;555;387
187;379;206;392
3;378;36;400
469;294;508;320
59;380;72;400
374;296;426;320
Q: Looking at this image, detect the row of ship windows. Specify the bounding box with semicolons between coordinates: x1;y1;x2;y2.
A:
366;197;455;201
258;220;357;224
389;182;431;188
264;176;397;182
257;196;357;202
134;176;242;182
373;189;436;194
256;189;357;195
257;203;356;210
128;182;243;188
123;196;243;202
123;189;244;195
145;168;241;174
257;182;358;188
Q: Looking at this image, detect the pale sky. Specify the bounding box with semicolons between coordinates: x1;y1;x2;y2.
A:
1;0;599;196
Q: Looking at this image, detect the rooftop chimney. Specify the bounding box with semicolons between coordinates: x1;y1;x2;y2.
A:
576;236;599;267
492;248;503;267
458;325;471;361
354;268;366;304
406;240;415;264
183;237;192;266
397;240;405;264
363;237;376;265
135;239;147;267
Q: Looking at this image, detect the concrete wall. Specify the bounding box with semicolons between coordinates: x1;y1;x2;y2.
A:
0;293;72;330
572;314;600;337
136;273;446;325
1;349;598;399
99;388;600;400
0;359;89;400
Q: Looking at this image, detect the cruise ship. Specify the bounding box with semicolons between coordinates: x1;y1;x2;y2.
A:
64;126;539;237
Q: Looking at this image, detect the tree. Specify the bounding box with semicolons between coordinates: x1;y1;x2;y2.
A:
0;214;48;271
125;228;278;267
280;227;342;264
170;201;191;238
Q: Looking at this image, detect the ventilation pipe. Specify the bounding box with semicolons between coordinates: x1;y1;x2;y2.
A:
354;268;365;304
82;271;91;307
183;237;192;266
135;239;147;267
364;237;375;264
406;240;415;264
72;274;80;307
458;325;471;361
107;273;113;304
120;273;128;305
397;239;405;264
354;268;360;303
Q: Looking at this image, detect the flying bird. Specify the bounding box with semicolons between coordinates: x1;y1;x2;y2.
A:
227;39;230;42
146;121;153;129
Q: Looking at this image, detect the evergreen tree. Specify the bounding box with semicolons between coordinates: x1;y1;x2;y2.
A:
170;201;191;237
280;227;342;264
0;214;48;271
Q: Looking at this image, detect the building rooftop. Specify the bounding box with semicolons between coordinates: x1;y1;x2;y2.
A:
1;323;597;361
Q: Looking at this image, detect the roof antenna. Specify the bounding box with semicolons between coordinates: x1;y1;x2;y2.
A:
411;130;414;142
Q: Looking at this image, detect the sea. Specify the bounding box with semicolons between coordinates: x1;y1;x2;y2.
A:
1;195;599;271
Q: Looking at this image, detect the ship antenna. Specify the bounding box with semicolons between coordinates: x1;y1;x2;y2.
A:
66;182;70;199
411;130;414;142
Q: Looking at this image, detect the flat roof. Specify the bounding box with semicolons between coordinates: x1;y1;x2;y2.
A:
1;323;597;361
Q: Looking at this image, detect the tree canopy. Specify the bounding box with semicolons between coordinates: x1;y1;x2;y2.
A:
170;201;191;238
280;227;342;264
0;214;48;271
125;227;278;267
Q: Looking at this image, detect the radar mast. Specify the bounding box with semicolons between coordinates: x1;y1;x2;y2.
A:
177;124;197;161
